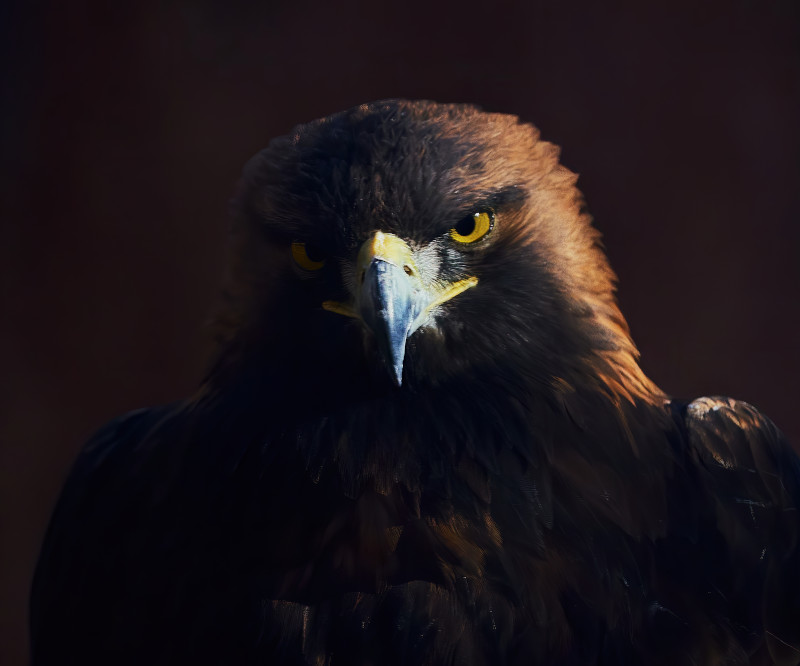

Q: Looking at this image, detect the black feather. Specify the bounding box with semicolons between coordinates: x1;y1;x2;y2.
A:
31;100;800;665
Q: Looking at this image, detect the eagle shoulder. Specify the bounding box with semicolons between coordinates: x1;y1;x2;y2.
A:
30;406;175;664
680;396;800;663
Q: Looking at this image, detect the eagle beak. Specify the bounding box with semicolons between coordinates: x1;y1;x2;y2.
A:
360;256;420;385
323;232;478;386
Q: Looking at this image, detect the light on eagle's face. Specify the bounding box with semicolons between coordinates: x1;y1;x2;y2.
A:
320;226;483;385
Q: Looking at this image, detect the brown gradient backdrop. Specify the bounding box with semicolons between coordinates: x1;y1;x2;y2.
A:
1;0;799;663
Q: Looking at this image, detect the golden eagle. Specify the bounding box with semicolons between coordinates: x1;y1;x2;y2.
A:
31;100;800;665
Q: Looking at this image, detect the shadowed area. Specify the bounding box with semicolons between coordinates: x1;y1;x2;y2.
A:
1;1;799;664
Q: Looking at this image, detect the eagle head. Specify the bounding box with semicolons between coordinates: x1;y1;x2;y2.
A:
212;100;658;407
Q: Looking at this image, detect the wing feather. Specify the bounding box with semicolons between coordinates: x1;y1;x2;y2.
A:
683;396;800;664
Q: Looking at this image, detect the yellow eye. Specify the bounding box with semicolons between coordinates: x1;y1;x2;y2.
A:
291;242;325;271
450;211;494;244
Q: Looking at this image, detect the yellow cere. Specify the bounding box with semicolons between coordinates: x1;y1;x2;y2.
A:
291;242;325;271
357;231;417;274
321;230;480;322
450;211;493;244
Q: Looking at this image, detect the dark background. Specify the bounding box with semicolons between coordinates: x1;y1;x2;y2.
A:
1;1;798;663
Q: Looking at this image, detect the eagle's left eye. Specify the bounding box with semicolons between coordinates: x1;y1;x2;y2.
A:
291;242;326;271
450;211;494;244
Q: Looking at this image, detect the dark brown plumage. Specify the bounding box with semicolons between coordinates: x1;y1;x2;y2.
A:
31;100;800;665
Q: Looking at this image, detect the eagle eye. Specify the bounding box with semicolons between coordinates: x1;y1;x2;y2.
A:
291;242;326;271
450;210;494;244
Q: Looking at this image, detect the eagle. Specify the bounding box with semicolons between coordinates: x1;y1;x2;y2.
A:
31;100;800;665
